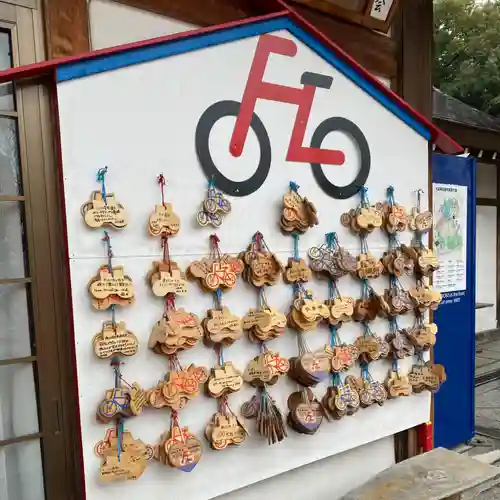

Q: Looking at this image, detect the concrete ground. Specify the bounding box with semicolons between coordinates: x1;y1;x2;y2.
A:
476;338;500;383
464;336;500;497
476;378;500;443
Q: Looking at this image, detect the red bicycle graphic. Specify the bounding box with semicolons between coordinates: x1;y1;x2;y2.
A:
195;34;370;200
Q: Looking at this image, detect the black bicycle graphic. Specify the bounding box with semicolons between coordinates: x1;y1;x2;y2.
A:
195;34;370;200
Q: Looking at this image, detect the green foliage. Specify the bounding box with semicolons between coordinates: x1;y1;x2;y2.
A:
434;0;500;116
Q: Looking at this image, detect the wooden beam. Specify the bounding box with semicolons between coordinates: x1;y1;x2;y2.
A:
289;0;400;34
434;118;500;154
292;4;397;77
477;197;498;207
41;0;90;59
116;0;265;26
114;0;396;78
393;0;433;462
0;432;43;448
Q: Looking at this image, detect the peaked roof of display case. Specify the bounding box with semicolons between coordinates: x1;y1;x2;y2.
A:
0;5;462;154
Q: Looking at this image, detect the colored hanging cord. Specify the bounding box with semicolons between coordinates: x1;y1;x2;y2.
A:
297;331;311;356
210;234;222;261
326;232;335;249
331;371;341;387
387;185;395;206
413;189;425;248
389;273;403;291
209;233;224;375
103;232;117;327
252;232;272;355
162;234;171;267
361;278;370;299
111;357;123;461
289;182;301;262
293;281;312;300
326;232;342;348
102;231;113;272
413;312;425;328
292;233;300;262
389;317;400;334
157;173;166;207
416;349;425;365
362;321;372;338
393;357;399;372
387;186;403;375
97;167;108;204
360;186;369;208
210;234;224;365
168;352;182;373
112;357;121;388
389;233;400;251
360;233;369;254
360;362;372;382
110;305;116;327
416;189;424;213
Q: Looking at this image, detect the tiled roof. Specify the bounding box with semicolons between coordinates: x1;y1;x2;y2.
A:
433;88;500;132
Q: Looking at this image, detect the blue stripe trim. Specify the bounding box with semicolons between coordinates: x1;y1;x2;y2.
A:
56;19;284;82
56;17;430;141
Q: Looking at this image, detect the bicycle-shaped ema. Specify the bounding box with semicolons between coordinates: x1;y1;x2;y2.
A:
196;34;371;200
99;388;131;419
196;185;232;227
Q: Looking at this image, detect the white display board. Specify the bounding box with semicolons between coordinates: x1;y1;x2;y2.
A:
56;27;430;500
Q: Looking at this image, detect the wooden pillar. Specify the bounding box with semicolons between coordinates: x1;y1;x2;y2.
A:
394;0;433;117
42;0;90;58
393;0;434;462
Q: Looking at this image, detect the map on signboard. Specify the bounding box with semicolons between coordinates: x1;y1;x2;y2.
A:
432;183;467;293
435;197;464;254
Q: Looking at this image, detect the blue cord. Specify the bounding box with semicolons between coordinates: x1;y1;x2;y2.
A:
96;167;108;204
292;233;300;262
387;185;395;206
360;186;369;207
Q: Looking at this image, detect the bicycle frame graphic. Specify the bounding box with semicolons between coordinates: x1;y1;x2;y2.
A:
195;34;371;200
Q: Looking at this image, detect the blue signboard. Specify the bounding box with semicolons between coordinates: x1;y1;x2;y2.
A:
432;153;476;449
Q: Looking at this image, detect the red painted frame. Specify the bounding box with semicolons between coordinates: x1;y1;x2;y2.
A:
231;33;345;165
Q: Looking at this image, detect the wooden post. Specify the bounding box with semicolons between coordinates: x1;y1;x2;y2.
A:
393;0;434;462
42;0;90;58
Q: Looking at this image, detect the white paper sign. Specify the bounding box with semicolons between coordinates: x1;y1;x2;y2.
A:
433;183;467;292
370;0;394;21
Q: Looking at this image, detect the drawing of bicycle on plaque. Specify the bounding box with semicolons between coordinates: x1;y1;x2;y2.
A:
195;34;371;200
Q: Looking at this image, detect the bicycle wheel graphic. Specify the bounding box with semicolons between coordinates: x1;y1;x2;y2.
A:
310;117;371;200
195;100;272;197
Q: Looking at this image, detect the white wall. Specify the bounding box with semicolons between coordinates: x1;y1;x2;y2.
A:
85;2;406;498
89;0;195;50
218;437;395;500
476;162;497;333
